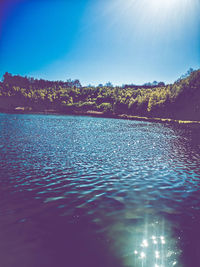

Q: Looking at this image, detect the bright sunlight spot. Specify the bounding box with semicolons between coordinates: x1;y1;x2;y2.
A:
148;0;179;9
131;218;182;267
108;0;198;40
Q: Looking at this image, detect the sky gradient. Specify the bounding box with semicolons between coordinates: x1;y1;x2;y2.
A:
0;0;200;86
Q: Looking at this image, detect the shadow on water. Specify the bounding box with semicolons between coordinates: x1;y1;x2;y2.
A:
0;189;124;267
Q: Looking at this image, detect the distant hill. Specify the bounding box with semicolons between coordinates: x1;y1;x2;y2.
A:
0;69;199;121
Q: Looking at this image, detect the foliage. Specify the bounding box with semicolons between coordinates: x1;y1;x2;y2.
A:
0;70;200;120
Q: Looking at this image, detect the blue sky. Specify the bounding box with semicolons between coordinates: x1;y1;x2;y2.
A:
0;0;200;86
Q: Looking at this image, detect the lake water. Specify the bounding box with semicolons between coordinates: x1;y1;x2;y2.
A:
0;113;200;267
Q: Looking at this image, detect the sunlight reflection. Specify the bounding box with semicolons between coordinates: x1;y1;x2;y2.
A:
140;252;146;259
141;239;149;248
132;219;182;267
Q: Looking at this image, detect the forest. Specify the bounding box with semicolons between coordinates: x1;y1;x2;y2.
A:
0;69;200;121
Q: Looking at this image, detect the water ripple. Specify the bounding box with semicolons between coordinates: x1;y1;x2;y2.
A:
0;114;200;267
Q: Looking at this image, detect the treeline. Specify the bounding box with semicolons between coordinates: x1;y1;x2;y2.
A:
2;72;82;90
0;70;200;120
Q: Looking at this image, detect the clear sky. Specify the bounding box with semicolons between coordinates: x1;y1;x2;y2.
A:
0;0;200;86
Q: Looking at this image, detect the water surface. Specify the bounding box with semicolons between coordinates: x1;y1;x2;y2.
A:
0;113;200;267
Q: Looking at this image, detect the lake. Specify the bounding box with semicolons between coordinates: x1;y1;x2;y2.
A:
0;113;200;267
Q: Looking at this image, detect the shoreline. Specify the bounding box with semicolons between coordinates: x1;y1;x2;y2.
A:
1;109;200;126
